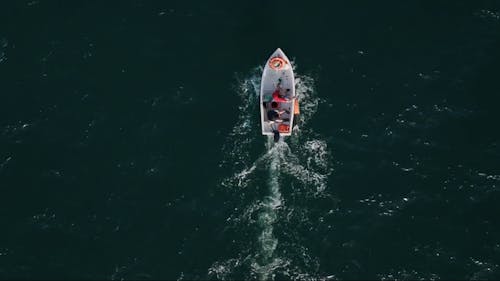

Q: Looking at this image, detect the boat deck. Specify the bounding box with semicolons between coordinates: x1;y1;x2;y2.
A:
260;51;295;136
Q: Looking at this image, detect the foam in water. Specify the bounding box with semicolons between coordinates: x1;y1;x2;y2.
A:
210;64;333;280
219;67;262;176
252;137;285;280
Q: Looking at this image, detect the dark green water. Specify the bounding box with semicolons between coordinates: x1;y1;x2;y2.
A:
1;1;500;280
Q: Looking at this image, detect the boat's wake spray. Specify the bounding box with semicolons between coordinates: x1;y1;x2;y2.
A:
209;66;333;280
251;137;286;280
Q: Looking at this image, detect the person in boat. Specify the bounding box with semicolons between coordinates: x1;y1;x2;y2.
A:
272;88;294;102
267;102;290;122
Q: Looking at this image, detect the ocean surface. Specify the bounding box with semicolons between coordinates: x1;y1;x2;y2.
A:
1;1;500;280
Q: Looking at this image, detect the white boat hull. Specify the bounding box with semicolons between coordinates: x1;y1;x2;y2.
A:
260;48;296;137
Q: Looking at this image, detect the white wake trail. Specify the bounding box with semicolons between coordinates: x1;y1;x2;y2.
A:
252;137;286;280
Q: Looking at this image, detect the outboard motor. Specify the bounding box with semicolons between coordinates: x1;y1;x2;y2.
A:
273;130;280;143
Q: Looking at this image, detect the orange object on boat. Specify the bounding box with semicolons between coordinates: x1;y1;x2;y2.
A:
278;124;290;133
294;99;300;115
269;57;287;70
